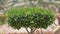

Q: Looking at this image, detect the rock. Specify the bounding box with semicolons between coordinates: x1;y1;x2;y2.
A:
53;26;60;34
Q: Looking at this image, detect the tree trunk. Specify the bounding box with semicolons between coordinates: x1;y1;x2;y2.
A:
25;28;44;34
41;29;43;34
25;27;36;34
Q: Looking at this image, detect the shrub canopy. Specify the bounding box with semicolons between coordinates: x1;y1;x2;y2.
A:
6;6;55;29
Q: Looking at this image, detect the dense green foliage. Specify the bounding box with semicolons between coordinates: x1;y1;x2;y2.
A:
6;6;55;29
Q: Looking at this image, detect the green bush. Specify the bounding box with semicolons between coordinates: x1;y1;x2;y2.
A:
6;6;55;29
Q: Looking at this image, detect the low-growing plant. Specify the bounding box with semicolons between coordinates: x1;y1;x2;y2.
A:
6;6;55;34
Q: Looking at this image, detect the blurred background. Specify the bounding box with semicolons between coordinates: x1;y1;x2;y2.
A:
0;0;60;34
